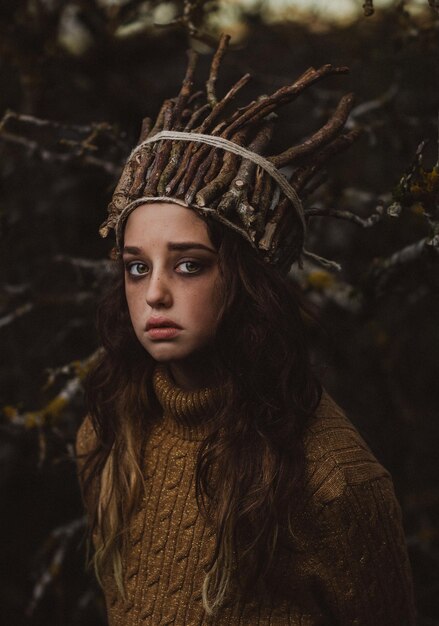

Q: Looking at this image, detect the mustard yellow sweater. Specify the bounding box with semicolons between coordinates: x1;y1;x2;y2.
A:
76;364;417;625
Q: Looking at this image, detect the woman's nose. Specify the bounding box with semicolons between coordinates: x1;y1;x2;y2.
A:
145;270;172;308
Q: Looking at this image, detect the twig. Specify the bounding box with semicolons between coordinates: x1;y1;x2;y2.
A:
157;0;217;43
305;206;385;227
349;84;398;122
26;517;87;617
206;33;230;107
0;129;120;175
268;93;355;167
363;0;374;17
52;255;113;276
290;259;364;313
0;111;123;175
372;233;439;273
172;48;199;127
2;350;101;429
0;302;34;329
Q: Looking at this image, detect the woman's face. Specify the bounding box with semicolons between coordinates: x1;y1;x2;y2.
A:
122;202;223;367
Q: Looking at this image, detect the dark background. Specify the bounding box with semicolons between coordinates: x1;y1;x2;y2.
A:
1;0;438;624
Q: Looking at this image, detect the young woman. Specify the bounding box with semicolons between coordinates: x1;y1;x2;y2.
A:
76;36;417;625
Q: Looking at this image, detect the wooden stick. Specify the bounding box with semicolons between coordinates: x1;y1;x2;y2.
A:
128;100;172;198
176;121;227;195
217;120;275;216
260;128;361;255
268;93;355;167
195;127;250;207
157;103;212;193
289;127;362;193
136;117;152;143
206;33;231;106
163;73;251;194
172;49;198;128
143;100;175;195
197;73;252;134
184;148;216;204
224;65;349;138
203;149;224;183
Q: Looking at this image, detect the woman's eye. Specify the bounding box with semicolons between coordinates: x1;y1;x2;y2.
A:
178;261;202;274
124;260;203;277
126;262;148;277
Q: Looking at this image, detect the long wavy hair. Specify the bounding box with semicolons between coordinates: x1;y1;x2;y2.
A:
78;214;323;614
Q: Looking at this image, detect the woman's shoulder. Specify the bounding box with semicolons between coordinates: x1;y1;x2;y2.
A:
296;391;417;625
302;387;392;507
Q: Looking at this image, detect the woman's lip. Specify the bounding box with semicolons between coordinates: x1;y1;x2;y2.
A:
146;316;182;330
146;327;181;340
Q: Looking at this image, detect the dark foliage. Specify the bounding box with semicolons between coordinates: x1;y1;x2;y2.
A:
1;1;438;624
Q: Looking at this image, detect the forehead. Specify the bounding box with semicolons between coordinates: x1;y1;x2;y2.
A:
123;202;210;244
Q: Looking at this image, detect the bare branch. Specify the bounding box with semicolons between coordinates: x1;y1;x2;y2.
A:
269;93;355;167
372;233;439;273
0;111;122;175
26;517;87;617
305;205;385;228
206;33;230;107
0;303;34;329
2;350;102;429
290;259;364;313
362;0;374;17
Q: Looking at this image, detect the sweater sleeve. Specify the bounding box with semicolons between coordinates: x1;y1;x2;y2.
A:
75;414;98;513
312;476;417;626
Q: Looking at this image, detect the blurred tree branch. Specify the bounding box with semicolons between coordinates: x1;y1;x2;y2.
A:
1;2;439;623
0;111;125;175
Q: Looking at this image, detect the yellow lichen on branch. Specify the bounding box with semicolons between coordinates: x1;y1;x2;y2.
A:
2;349;101;429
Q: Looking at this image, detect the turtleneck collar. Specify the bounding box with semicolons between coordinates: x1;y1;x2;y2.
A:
152;363;225;441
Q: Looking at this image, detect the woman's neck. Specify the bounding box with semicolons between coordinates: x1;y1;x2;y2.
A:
165;350;221;391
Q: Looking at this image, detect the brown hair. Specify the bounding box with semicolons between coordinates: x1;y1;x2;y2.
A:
79;214;323;613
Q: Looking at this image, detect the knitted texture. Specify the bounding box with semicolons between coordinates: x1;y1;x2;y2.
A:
76;366;417;625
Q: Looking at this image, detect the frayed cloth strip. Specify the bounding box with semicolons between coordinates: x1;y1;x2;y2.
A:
129;130;306;234
117;131;342;272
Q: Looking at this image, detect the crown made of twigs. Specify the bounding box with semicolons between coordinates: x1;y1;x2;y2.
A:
99;34;361;274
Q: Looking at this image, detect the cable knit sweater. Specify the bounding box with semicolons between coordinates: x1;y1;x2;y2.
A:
75;364;417;625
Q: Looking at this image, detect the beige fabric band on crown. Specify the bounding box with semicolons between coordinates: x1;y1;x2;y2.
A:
129;130;306;233
118;130;342;272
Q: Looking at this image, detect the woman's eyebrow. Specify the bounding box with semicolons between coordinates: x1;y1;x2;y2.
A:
122;242;216;255
122;246;142;255
168;241;216;253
